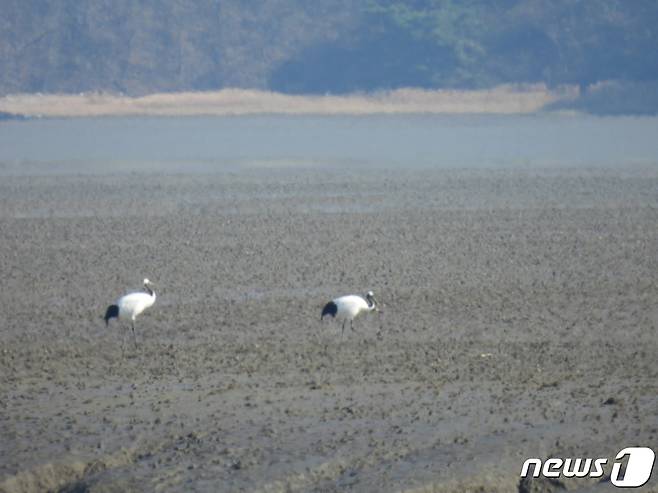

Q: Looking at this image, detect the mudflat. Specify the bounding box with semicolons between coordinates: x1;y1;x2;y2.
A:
1;164;657;492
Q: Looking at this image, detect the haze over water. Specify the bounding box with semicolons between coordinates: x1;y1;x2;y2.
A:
1;114;658;174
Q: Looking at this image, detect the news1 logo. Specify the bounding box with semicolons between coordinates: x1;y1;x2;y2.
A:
520;447;655;488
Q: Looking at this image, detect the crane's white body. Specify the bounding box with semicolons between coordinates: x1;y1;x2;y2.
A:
332;295;372;322
117;290;156;322
321;291;378;338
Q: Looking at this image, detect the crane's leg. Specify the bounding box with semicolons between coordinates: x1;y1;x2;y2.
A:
350;320;354;332
132;322;138;348
341;320;346;339
121;327;127;357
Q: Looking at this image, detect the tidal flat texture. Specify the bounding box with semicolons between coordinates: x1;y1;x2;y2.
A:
1;165;657;492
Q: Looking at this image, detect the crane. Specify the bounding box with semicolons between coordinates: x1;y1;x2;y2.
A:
104;278;156;347
321;291;379;338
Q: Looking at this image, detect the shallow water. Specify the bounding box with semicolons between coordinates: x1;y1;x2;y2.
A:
2;114;658;173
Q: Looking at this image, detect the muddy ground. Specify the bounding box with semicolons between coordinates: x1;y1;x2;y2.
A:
0;163;657;492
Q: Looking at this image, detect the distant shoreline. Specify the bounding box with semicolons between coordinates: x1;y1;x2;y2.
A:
0;85;578;118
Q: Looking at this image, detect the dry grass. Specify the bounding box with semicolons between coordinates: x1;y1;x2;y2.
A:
0;85;578;117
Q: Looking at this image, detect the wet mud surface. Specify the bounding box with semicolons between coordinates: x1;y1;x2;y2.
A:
1;165;657;492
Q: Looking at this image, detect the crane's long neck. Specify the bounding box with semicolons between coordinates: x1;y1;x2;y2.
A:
365;297;376;311
145;285;155;299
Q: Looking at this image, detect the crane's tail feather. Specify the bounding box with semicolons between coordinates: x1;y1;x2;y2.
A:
321;301;338;320
104;305;119;326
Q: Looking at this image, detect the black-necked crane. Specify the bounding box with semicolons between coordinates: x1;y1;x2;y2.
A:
321;291;379;338
104;278;156;347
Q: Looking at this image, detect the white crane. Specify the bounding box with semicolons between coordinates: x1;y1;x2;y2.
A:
321;291;379;338
104;278;156;347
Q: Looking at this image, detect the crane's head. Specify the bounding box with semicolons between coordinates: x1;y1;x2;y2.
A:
143;278;155;295
366;291;379;310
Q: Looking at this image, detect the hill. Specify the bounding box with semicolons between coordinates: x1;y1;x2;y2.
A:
2;1;658;113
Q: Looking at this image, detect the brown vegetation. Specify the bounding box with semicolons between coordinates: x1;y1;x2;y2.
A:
0;85;578;117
